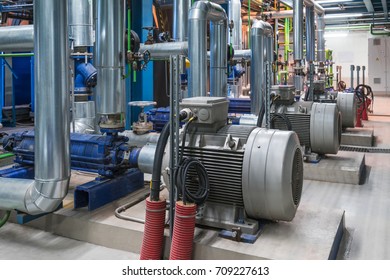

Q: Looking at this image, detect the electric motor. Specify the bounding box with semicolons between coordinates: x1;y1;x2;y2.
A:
337;92;357;128
271;85;342;155
138;97;304;234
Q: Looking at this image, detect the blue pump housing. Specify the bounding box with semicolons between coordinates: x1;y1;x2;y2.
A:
6;131;141;177
74;59;97;94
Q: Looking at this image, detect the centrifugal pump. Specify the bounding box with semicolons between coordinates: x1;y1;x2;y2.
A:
270;85;342;155
138;97;304;234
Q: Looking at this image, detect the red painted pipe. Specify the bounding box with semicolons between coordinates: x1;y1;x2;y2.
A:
169;201;197;260
140;198;166;260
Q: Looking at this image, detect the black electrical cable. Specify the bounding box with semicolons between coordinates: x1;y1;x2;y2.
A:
150;110;189;202
270;113;293;131
175;117;209;205
256;100;266;127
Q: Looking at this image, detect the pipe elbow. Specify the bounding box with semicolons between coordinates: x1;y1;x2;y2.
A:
25;178;70;214
189;1;227;22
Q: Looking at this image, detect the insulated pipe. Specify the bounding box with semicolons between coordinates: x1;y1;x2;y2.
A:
316;14;326;62
293;0;304;62
188;1;228;98
95;0;125;116
210;19;228;97
0;0;70;214
173;0;191;42
228;0;243;50
0;25;34;52
306;6;315;62
139;42;188;58
68;0;94;48
251;21;273;115
303;0;325;15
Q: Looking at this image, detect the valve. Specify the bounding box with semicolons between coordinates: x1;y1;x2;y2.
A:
142;26;157;45
129;101;157;134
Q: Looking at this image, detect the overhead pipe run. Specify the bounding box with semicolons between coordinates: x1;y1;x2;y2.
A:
188;1;228;98
0;0;70;214
0;25;34;52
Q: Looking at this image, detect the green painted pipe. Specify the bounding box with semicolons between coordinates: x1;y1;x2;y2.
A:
0;53;34;58
0;153;14;159
0;210;11;228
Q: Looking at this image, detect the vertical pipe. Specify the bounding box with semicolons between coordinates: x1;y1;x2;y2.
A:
68;0;94;48
362;66;366;85
35;0;70;187
95;0;125;119
251;21;265;115
188;9;207;97
305;6;315;62
293;0;303;61
210;20;228;97
228;0;242;50
316;14;326;62
356;65;360;86
173;0;190;42
0;57;4;125
350;65;355;89
188;1;227;98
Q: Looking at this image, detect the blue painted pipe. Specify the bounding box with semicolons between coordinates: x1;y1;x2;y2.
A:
5;131;140;177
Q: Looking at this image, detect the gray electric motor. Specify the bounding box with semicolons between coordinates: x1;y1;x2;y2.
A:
140;97;304;234
271;85;342;155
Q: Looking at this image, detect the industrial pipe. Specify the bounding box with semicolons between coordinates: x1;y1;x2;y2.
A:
293;0;304;62
0;0;70;214
251;21;273;115
228;0;242;50
173;0;191;42
0;25;34;52
303;0;325;15
316;14;326;62
305;6;315;62
188;1;228;97
68;0;94;48
139;42;188;58
95;0;125;128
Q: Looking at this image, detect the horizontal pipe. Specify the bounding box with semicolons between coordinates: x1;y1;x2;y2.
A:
0;25;34;52
303;0;325;15
139;41;188;58
0;53;34;57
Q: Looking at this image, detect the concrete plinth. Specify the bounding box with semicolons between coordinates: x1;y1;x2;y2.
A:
341;128;374;147
304;151;366;185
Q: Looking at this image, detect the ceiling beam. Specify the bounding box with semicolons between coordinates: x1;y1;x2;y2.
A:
363;0;374;12
381;0;388;20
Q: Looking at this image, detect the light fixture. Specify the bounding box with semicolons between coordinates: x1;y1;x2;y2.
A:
324;13;364;19
317;0;353;4
324;31;349;38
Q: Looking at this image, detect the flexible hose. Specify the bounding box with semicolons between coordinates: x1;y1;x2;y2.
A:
0;211;11;228
140;198;167;260
169;201;197;260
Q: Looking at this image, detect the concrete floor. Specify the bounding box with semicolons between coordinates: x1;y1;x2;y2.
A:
1;96;390;260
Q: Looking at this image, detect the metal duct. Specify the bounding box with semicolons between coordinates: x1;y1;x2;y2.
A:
316;14;326;62
228;0;242;50
188;1;228;98
139;42;188;58
0;0;70;214
306;6;315;61
173;0;191;42
95;0;125;116
293;0;303;61
250;21;273;115
0;25;34;52
68;0;94;48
